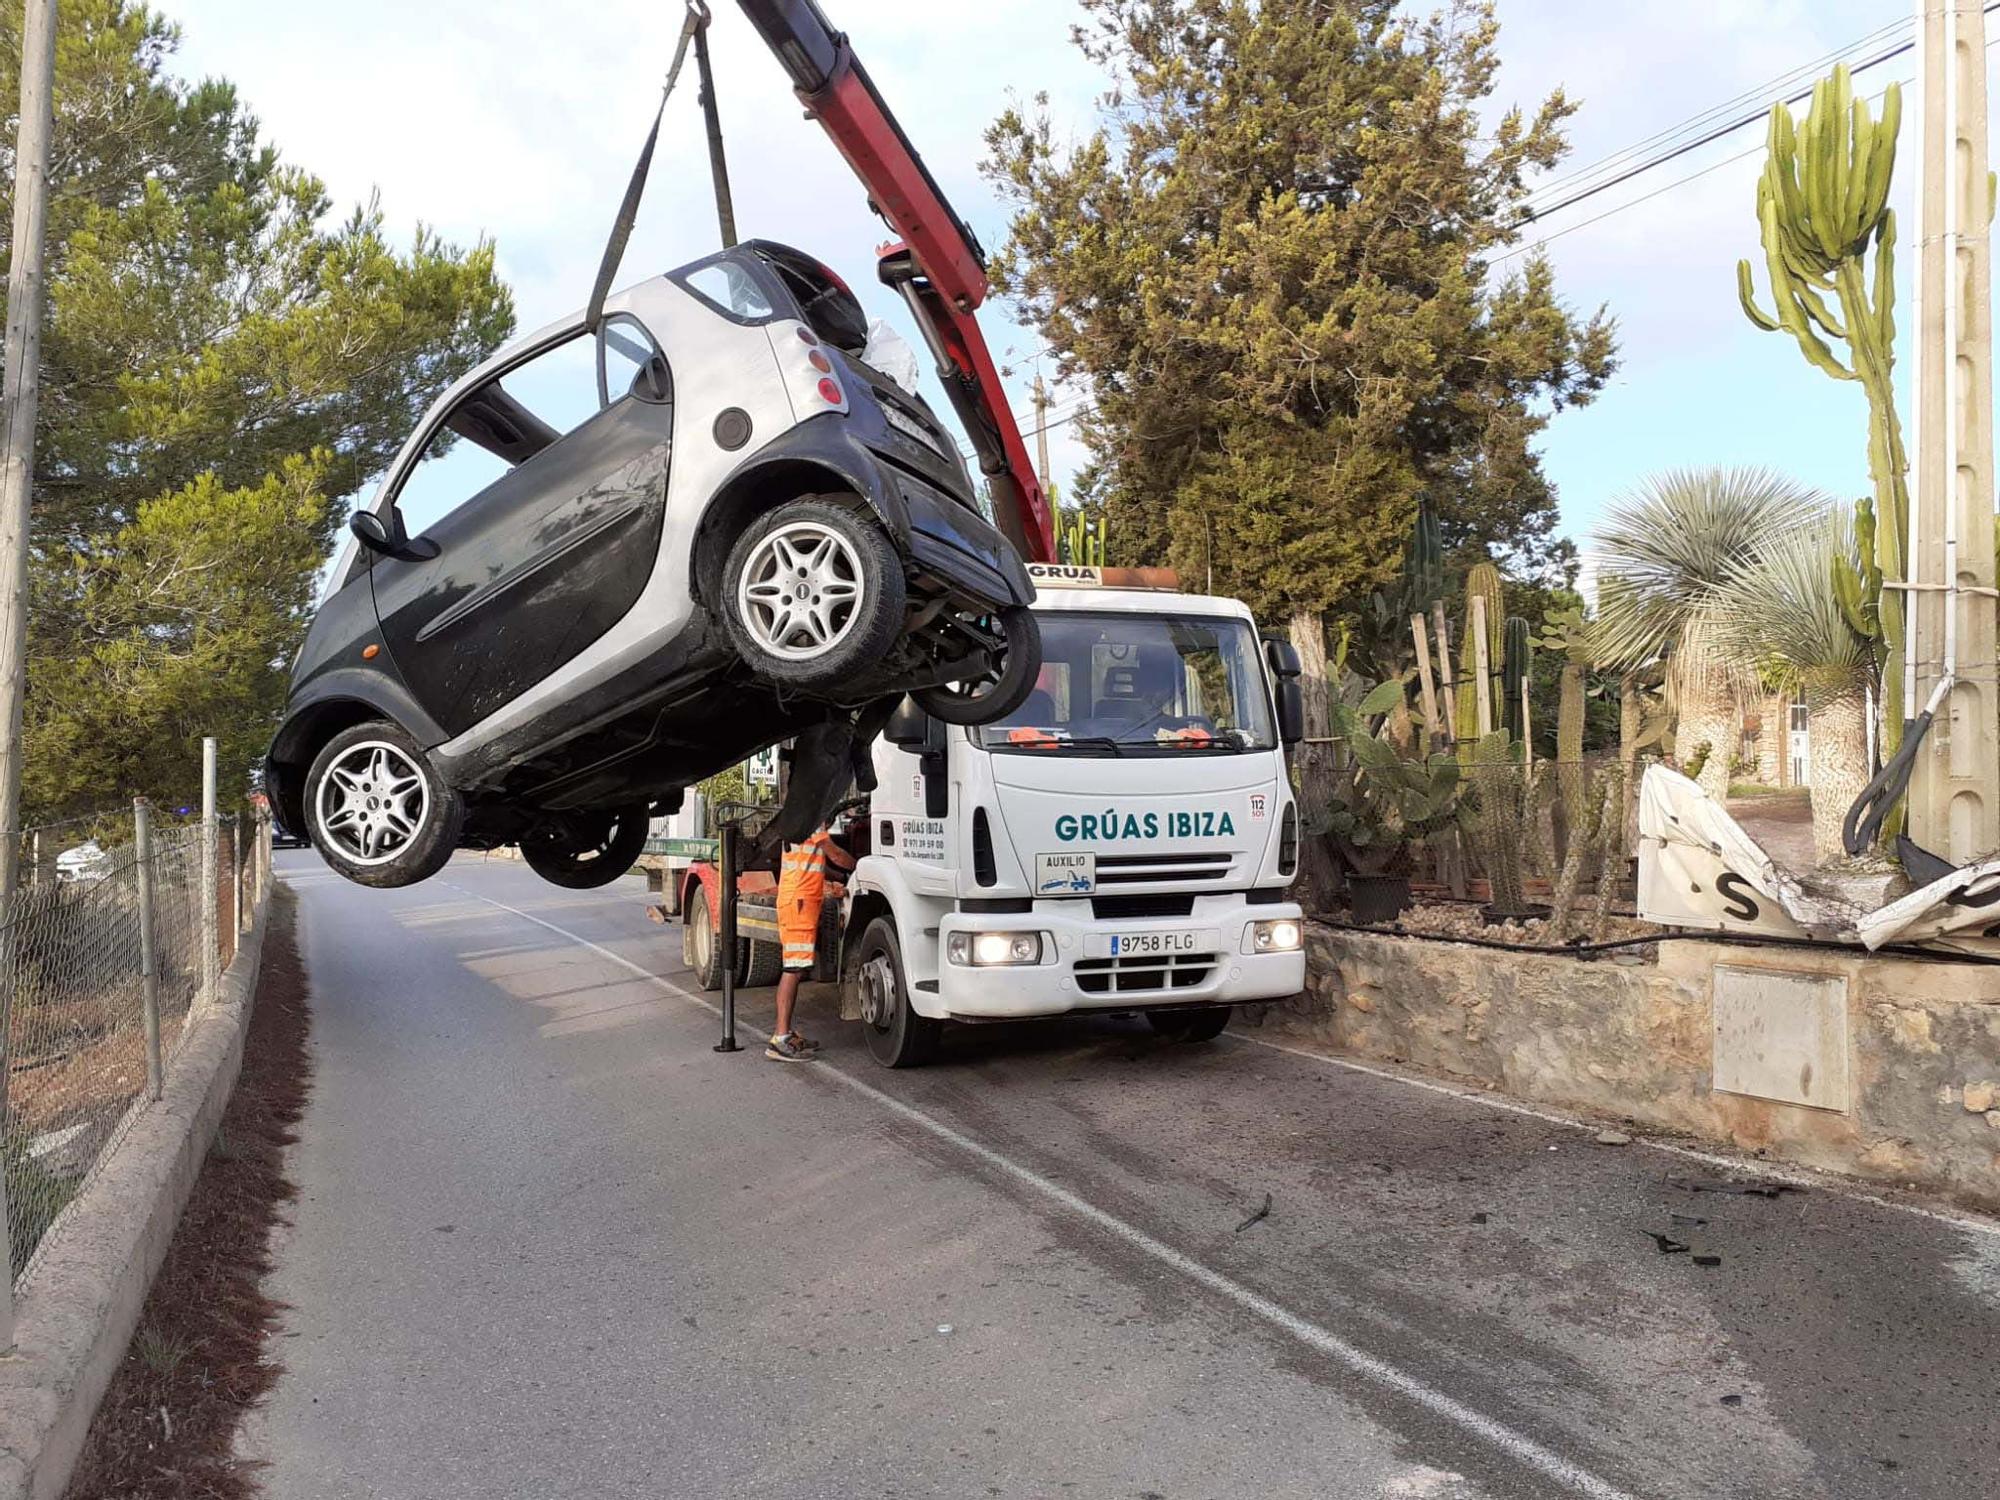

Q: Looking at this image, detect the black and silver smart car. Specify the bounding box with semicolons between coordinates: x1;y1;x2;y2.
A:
267;242;1038;890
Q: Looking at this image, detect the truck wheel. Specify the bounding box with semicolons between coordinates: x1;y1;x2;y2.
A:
855;917;940;1068
722;497;906;694
305;720;463;889
913;606;1040;726
740;938;784;988
1146;1006;1230;1043
519;804;649;889
683;886;745;993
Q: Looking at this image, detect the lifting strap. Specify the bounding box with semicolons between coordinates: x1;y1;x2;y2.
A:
585;0;709;333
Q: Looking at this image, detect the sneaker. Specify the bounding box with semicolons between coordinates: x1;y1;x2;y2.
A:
789;1031;823;1053
766;1033;816;1063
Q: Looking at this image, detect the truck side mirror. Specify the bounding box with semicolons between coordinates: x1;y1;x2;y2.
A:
1264;640;1305;746
884;696;943;753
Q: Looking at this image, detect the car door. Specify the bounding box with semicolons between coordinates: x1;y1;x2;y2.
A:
369;318;674;741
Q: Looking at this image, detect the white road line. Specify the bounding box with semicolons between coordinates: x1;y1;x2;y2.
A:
445;882;1640;1500
1227;1031;2000;1242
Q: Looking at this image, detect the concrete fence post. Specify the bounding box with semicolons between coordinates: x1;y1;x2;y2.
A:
135;798;162;1102
200;738;218;1007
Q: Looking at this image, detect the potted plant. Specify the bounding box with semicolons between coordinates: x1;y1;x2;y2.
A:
1325;683;1463;924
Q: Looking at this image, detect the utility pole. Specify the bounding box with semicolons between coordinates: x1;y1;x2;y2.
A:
1909;0;2000;862
0;0;57;911
1032;372;1051;495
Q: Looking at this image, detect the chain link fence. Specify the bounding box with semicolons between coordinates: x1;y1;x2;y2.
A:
0;801;272;1284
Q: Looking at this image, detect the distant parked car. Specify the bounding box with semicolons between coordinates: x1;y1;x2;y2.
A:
267;242;1039;892
269;816;309;851
54;841;112;884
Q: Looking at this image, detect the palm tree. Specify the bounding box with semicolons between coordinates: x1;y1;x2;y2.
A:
1712;509;1873;862
1591;467;1823;803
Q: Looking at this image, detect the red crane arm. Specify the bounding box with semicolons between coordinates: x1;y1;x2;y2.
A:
736;0;1057;564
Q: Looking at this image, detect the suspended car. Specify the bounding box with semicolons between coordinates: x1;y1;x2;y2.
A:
266;242;1039;890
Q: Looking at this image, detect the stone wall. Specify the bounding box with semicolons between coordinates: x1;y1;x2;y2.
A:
1286;923;2000;1209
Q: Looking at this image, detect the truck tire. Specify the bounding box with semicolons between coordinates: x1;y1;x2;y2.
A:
913;605;1040;726
1146;1006;1230;1043
740;938;784;988
721;497;906;695
304;720;463;889
854;917;940;1068
683;886;746;993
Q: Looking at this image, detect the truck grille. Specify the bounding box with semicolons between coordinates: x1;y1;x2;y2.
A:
1074;952;1216;995
1093;852;1235;886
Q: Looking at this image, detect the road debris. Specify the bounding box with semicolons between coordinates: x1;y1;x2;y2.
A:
1668;1174;1797;1199
1595;1130;1633;1146
1235;1192;1273;1233
1692;1252;1723;1267
1641;1230;1689;1254
1470;1211;1489;1225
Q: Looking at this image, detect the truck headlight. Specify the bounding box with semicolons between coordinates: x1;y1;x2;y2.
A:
1249;918;1302;954
947;930;1045;966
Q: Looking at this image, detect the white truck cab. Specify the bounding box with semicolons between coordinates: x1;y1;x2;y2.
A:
842;565;1307;1066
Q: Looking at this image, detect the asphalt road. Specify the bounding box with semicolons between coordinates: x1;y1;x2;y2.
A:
246;851;2000;1500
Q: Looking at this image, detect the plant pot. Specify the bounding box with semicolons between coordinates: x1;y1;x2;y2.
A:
1479;901;1551;927
1348;872;1412;925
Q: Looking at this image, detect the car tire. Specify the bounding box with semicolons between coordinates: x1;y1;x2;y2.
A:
304;720;463;889
520;804;650;889
1145;1006;1231;1042
855;917;940;1068
683;885;746;993
740;938;784;988
721;496;906;694
913;605;1041;726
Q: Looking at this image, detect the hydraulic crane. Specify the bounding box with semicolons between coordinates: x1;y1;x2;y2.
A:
735;0;1057;565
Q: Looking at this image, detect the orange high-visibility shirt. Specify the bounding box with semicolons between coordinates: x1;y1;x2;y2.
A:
778;830;854;962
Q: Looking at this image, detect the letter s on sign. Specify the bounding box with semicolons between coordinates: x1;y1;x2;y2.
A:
1715;871;1760;923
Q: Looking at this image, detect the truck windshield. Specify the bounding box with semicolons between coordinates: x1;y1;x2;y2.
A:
972;612;1278;754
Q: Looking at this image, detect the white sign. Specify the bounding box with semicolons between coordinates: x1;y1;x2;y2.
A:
745;746;778;787
1035;851;1096;894
1027;562;1103;588
1247;791;1270;822
901;817;947;863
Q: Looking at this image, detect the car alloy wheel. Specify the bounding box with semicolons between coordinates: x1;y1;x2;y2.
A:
736;520;865;661
314;740;431;867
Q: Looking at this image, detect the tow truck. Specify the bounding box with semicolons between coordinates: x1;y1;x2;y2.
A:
680;566;1310;1065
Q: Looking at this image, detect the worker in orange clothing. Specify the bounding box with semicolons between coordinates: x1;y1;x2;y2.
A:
768;822;855;1062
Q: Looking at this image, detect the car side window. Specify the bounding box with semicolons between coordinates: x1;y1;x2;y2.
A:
389;333;602;535
682;261;774;319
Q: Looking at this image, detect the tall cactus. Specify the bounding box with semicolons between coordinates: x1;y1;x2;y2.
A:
1455;560;1506;762
1402;498;1444;609
1502;615;1532;744
1737;64;1906;789
1057;507;1107;567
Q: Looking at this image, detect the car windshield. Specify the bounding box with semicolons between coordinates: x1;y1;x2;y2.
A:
972;611;1278;754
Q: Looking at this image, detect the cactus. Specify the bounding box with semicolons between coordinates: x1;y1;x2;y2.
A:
1501;615;1531;744
1401;498;1444;610
1455;560;1506;763
1738;64;1907;811
1057;507;1107;567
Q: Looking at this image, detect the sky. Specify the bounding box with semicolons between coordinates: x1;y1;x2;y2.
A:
157;0;1996;563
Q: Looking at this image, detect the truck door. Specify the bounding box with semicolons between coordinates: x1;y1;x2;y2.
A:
367;319;674;739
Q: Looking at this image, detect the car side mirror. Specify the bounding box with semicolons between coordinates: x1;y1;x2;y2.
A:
349;508;438;562
884;697;943;753
349;509;400;555
1264;639;1305;746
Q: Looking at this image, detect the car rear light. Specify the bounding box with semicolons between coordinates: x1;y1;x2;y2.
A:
767;321;849;419
796;326;819;345
808;349;832;373
816;376;844;406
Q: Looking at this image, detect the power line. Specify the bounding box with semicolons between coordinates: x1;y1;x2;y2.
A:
1523;16;1909;206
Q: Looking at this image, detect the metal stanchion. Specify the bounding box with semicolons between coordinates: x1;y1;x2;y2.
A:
199;737;218;1006
713;817;741;1052
135;798;162;1101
